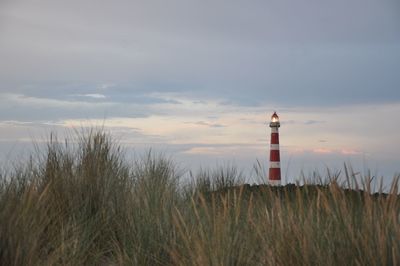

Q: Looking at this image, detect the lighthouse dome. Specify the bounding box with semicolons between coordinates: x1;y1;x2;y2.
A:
271;112;279;123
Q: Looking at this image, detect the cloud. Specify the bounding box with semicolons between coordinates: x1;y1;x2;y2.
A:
209;124;226;128
184;147;222;155
73;93;107;99
312;148;333;154
184;121;227;128
340;149;361;155
295;148;361;156
304;120;326;125
1;0;399;108
97;83;115;90
281;119;326;126
0;93;151;121
0;120;63;127
182;143;264;156
0;93;109;108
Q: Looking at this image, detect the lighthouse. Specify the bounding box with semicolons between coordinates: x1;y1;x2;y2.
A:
269;112;281;186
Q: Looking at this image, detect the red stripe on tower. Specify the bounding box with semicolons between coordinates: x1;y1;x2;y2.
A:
269;112;281;185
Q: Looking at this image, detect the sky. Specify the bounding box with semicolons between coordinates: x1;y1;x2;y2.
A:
0;0;399;185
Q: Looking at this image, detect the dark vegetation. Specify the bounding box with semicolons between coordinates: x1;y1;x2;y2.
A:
0;131;399;265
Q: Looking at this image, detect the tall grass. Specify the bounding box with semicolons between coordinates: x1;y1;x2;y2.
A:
0;130;399;265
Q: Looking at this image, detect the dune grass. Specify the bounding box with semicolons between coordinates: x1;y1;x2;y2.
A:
0;131;399;265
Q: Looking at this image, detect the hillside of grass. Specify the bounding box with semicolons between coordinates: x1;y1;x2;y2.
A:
0;131;399;265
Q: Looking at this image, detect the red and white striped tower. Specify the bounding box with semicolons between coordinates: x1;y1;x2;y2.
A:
269;112;281;186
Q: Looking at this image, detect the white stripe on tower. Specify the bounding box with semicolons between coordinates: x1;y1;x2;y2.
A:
269;162;280;168
271;127;279;133
270;144;280;150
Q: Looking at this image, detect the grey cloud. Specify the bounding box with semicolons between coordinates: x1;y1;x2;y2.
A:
184;121;227;128
0;120;63;128
0;0;399;120
4;0;398;44
281;119;326;125
193;100;208;105
73;94;107;99
0;93;152;121
304;120;326;125
0;81;183;106
108;92;182;105
209;124;226;128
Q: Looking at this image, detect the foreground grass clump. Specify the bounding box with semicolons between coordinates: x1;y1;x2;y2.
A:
0;131;399;265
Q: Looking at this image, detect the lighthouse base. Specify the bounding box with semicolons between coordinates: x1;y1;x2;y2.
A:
268;179;281;186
